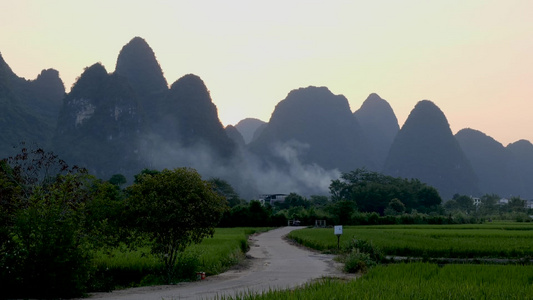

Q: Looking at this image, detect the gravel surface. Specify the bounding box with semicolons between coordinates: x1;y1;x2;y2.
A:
86;226;348;300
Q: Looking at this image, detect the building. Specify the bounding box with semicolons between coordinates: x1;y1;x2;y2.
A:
258;194;287;206
499;198;509;205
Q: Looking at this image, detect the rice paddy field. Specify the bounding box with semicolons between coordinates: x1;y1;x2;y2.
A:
222;263;533;300
223;223;533;299
288;222;533;258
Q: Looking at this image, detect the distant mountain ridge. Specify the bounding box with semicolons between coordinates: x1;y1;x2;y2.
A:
1;37;533;199
52;37;237;179
248;86;372;172
353;93;399;169
0;52;64;157
235;118;265;144
383;100;479;199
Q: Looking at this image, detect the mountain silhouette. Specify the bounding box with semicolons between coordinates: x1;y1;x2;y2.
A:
17;68;64;125
383;100;479;199
158;74;236;158
455;128;518;197
506;140;533;198
248;86;372;172
115;37;168;123
353;93;399;169
235;118;266;144
115;37;168;97
225;125;245;148
2;37;533;200
0;53;64;157
53;63;144;178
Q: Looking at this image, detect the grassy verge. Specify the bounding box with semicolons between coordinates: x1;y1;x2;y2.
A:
219;263;533;299
90;227;270;291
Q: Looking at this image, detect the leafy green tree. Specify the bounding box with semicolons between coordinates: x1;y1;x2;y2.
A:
454;194;475;214
208;177;244;207
479;194;499;216
309;195;329;207
126;168;227;283
133;168;160;184
385;198;406;216
108;173;127;187
329;168;442;214
8;173;94;298
443;199;459;212
508;196;525;213
0;146;119;298
327;200;356;225
274;192;310;210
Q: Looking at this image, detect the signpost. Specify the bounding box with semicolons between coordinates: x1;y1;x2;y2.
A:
334;225;343;250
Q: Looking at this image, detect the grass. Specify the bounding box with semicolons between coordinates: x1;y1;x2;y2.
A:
90;227;269;290
288;222;533;258
219;263;533;299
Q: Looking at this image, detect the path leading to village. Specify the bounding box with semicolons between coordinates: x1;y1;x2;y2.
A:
88;226;347;300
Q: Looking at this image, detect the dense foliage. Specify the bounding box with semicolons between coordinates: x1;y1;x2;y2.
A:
330;168;442;214
0;147;231;297
0;146;121;298
125;167;228;283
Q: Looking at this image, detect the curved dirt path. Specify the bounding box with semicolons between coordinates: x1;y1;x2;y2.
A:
87;226;346;300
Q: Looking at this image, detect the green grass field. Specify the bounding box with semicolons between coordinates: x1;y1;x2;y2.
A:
288;223;533;258
221;263;533;299
91;227;269;288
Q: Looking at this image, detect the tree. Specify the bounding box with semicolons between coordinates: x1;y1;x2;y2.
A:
443;199;459;212
309;195;329;207
454;194;475;214
508;196;525;213
208;177;243;207
108;173;127;187
126;168;227;283
327;200;356;225
0;145;116;298
133;168;160;184
274;192;310;210
385;198;406;216
479;194;499;216
329;168;442;214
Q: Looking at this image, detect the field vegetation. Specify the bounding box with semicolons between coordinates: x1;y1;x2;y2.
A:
226;223;533;299
3;146;533;298
90;228;268;290
288;223;533;258
221;263;533;300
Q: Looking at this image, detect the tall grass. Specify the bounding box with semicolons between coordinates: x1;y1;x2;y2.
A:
220;263;533;299
288;223;533;258
90;228;269;290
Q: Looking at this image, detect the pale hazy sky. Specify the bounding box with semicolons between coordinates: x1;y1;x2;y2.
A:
1;0;532;145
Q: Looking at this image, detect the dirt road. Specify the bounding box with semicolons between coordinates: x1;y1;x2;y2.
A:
88;226;346;300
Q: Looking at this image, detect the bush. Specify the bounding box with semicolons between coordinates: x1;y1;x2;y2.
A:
344;237;385;263
343;250;376;273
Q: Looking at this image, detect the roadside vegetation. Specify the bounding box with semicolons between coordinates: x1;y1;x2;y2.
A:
0;145;242;298
220;263;533;299
223;223;533;299
90;227;269;291
2;145;533;298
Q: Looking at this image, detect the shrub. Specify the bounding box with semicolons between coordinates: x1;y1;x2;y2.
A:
344;237;385;263
343;250;376;273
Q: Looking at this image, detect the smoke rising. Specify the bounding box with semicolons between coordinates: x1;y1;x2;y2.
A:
140;135;340;199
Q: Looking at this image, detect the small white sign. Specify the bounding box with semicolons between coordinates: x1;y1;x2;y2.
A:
334;225;343;235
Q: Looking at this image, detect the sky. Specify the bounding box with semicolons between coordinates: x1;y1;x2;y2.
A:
1;0;532;146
